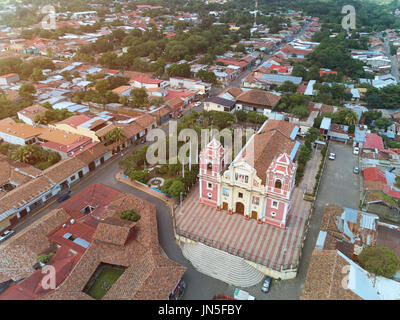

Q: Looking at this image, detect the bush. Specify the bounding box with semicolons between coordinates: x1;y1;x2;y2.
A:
321;145;328;157
120;209;141;222
161;179;174;194
128;169;149;184
358;245;400;279
37;252;54;264
168;180;185;198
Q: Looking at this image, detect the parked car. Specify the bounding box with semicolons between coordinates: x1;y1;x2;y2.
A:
353;147;359;155
234;288;255;300
353;166;359;174
261;276;272;293
328;152;336;160
57;193;70;203
194;101;202;107
140;137;146;144
0;230;14;243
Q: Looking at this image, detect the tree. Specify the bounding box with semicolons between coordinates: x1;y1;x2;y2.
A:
235;110;247;122
61;70;72;81
210;111;236;130
358;245;400;278
128;169;149;183
161;179;174;194
278;81;298;93
18;83;36;98
130;88;148;108
95;79;109;96
166;63;191;78
103;127;126;145
364;110;382;125
120;209;141;222
168;180;185;198
149;96;164;106
197;70;217;84
34;108;73;125
343;110;358;126
30;68;46;82
374;117;393;130
98;52;119;68
291;105;310;119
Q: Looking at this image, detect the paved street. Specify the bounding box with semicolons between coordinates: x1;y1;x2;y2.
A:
318;142;360;210
384;36;399;82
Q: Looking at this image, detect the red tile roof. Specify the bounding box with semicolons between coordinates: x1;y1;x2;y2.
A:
364;133;385;150
132;77;162;84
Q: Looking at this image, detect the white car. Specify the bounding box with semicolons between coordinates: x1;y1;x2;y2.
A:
194;102;202;107
353;147;359;155
329;152;336;160
0;230;14;243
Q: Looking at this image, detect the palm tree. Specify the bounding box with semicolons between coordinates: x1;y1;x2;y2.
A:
10;145;35;164
104;127;126;145
344;111;358;126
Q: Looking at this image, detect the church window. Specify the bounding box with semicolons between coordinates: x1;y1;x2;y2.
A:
271;212;276;217
238;192;243;198
275;179;282;189
272;201;278;209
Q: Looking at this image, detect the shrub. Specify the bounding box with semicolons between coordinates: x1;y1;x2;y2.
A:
37;252;54;264
120;209;141;222
161;179;174;194
321;145;327;157
128;169;149;184
168;180;185;198
358;245;400;279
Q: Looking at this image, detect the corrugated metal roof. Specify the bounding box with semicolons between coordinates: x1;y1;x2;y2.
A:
73;237;90;248
343;221;355;243
360;214;378;230
320;117;331;130
342;208;358;223
315;231;327;249
259;73;302;84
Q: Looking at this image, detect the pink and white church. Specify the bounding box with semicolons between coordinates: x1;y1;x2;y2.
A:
198;120;300;229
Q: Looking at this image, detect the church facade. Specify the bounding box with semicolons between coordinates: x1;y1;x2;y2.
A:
199;120;300;229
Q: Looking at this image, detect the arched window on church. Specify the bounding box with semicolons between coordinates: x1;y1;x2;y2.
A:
275;179;282;189
207;163;212;171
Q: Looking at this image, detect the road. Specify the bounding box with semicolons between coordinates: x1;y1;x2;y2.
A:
210;20;311;97
384;36;399;82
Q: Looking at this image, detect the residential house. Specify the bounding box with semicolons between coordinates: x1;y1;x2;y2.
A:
235;89;281;116
203;96;236;113
17;104;48;126
0;122;42;145
166;97;185;118
169;77;211;95
51;115;114;142
0;73;19;85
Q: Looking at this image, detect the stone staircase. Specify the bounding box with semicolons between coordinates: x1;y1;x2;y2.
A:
182;242;265;287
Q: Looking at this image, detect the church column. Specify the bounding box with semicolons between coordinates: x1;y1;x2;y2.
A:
245;193;251;220
228;187;233;214
199;178;203;200
258;196;265;224
216;185;221;211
